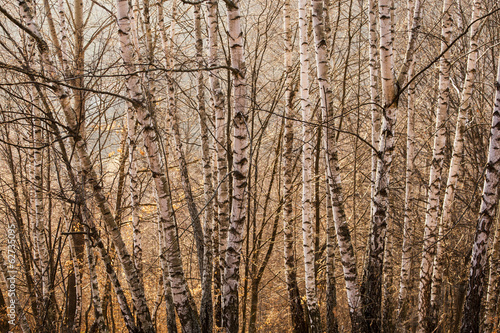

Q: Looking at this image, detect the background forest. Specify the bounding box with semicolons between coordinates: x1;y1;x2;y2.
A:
0;0;499;332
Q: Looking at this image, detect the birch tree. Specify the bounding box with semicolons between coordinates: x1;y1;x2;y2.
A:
204;0;229;327
298;0;321;330
460;53;500;333
194;3;214;331
283;0;307;331
415;0;453;330
222;0;249;330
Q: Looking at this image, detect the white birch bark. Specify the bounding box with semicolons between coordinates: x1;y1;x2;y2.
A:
298;0;320;331
195;4;214;332
397;57;416;329
222;0;249;330
127;2;144;292
430;0;482;330
32;94;54;327
283;0;307;331
361;0;397;329
116;1;200;331
381;223;394;332
158;212;178;333
460;54;500;333
362;0;421;329
311;0;365;329
204;0;229;327
369;0;381;212
484;215;500;333
416;0;453;330
397;0;420;327
325;181;339;333
84;234;108;332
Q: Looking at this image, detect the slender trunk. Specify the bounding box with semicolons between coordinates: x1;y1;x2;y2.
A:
311;0;366;328
282;1;307;331
89;227;138;333
204;0;229;328
397;0;419;323
32;93;55;332
397;57;416;331
248;126;283;333
381;224;394;332
195;3;214;332
368;0;380;214
64;216;83;333
430;1;482;331
325;185;339;333
159;0;205;278
298;0;321;331
222;0;249;330
484;214;500;333
416;0;453;330
460;55;500;333
128;1;144;296
158;213;178;333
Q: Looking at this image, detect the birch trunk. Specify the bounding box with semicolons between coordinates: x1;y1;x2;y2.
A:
158;213;178;333
32;94;55;331
325;184;339;333
64;215;83;333
222;0;249;330
397;0;419;321
298;0;321;331
195;3;214;332
460;55;500;333
416;0;453;330
159;0;205;278
397;57;416;331
362;0;421;329
311;0;366;330
484;215;500;333
368;0;381;212
84;233;108;332
204;0;230;327
127;1;144;295
117;1;200;331
361;0;397;329
381;224;394;332
90;228;138;333
430;1;482;330
283;0;307;331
